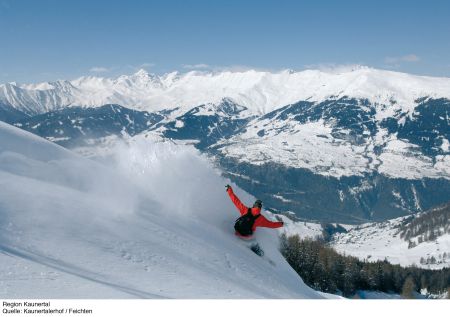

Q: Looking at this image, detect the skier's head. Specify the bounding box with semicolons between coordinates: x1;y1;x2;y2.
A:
253;199;262;210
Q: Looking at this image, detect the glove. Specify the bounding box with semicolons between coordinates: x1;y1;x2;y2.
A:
225;184;231;191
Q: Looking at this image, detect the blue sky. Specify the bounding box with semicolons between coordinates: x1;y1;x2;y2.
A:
1;0;450;83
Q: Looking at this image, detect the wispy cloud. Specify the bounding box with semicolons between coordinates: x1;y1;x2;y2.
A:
403;54;420;62
182;63;210;70
89;66;110;73
139;62;155;69
385;54;420;64
122;63;156;73
303;63;369;73
212;64;262;72
181;63;280;73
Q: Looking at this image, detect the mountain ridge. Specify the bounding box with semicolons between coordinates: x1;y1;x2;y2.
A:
3;67;450;116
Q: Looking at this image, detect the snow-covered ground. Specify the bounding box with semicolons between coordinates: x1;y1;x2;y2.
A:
331;218;450;269
217;118;373;178
354;290;447;299
353;291;403;299
0;121;329;298
276;215;323;240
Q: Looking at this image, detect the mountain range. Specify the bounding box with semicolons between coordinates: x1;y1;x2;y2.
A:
1;67;449;223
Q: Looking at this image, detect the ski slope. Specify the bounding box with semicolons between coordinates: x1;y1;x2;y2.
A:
0;121;328;298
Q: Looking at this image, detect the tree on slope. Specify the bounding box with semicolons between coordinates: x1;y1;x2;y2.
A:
401;276;416;299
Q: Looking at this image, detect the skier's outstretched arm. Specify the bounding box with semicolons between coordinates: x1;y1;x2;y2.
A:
226;186;248;215
257;215;284;229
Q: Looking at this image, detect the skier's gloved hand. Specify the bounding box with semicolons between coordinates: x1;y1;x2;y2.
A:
225;184;231;191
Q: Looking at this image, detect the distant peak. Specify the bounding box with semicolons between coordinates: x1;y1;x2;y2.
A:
134;68;151;78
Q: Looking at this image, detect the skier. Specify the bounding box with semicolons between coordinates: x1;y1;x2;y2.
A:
226;185;284;238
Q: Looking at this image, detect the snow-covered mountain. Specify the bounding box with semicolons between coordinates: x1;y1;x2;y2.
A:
215;97;450;179
330;203;450;269
1;67;449;223
0;121;332;298
2;66;450;116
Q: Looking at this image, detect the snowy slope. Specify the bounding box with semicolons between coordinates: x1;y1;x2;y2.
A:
277;212;450;270
0;121;327;298
3;67;450;116
276;214;324;240
215;100;450;180
330;216;450;269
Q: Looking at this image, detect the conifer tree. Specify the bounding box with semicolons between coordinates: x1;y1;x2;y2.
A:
401;276;416;299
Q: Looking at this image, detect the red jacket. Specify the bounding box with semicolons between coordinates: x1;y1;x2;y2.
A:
227;187;283;236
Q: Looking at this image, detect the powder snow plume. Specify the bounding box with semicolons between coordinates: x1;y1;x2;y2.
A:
0;122;328;298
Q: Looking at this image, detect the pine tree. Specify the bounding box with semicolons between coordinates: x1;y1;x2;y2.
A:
430;256;437;264
420;275;429;291
401;276;416;299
